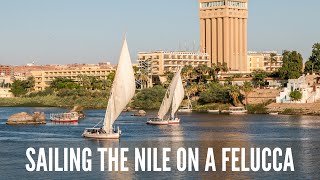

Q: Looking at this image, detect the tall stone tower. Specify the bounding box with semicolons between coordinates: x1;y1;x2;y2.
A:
199;0;248;72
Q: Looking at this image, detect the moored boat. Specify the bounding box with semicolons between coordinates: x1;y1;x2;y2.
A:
269;112;279;115
50;112;79;123
178;93;193;113
82;36;136;139
147;68;185;125
208;110;220;114
229;107;248;115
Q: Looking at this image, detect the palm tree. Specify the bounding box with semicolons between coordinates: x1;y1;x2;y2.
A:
211;62;228;81
195;64;211;82
269;53;277;72
241;81;254;106
228;85;240;106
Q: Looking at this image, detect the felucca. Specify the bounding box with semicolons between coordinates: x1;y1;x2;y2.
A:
82;37;136;139
147;68;185;125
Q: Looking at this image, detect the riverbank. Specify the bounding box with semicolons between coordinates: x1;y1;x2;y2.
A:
267;103;320;115
2;96;320;116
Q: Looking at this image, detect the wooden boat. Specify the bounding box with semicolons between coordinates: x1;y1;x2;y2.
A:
50;112;79;123
229;107;248;115
82;36;136;139
147;68;185;125
208;110;220;114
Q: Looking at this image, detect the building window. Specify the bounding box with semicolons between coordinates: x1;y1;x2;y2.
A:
200;1;225;8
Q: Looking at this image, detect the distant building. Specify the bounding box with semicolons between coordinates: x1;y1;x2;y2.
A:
0;65;13;77
276;74;320;103
137;51;210;87
31;66;115;91
247;51;283;72
137;51;210;75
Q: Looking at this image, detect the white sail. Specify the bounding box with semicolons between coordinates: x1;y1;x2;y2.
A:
103;37;136;133
171;73;185;117
157;68;183;119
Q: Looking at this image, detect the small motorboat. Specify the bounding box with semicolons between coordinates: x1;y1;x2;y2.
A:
229;107;248;115
208;110;220;114
269;112;279;115
178;107;192;113
82;127;121;139
50;112;79;123
147;118;169;125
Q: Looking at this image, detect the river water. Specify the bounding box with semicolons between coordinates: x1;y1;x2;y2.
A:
0;107;319;179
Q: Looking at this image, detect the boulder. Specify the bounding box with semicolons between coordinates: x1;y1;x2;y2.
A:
7;112;46;125
132;110;147;117
70;106;85;119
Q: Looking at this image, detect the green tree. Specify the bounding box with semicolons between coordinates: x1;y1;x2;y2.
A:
194;64;211;82
268;53;278;71
10;80;27;97
10;77;35;97
305;43;320;73
228;85;241;106
252;70;268;87
50;78;80;90
242;81;254;106
278;50;303;79
181;65;197;82
290;90;302;101
210;62;228;81
132;85;166;109
199;82;230;104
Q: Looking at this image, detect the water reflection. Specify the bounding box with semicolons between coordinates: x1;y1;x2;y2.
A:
0;108;319;179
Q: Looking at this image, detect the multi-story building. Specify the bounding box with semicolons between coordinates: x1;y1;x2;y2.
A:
137;51;210;76
0;88;13;98
247;52;264;72
247;51;283;72
199;0;248;72
137;51;210;87
0;65;13;77
31;66;115;91
262;51;283;72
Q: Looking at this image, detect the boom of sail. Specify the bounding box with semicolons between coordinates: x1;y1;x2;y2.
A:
103;38;136;133
157;68;185;119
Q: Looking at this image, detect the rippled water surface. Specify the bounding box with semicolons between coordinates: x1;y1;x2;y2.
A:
0;107;319;179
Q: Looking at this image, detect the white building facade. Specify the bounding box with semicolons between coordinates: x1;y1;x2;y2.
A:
276;75;320;103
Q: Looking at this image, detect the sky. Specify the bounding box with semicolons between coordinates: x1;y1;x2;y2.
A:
0;0;319;65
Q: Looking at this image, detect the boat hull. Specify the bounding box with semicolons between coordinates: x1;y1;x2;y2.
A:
168;119;180;124
51;119;78;123
147;120;169;125
208;110;220;114
229;111;248;115
178;109;192;113
82;132;120;139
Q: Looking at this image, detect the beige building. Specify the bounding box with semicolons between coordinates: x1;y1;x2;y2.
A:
137;51;210;87
262;51;283;72
247;51;283;72
31;66;114;91
199;0;248;72
137;51;210;75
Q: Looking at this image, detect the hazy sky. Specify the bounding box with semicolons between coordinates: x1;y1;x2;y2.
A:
0;0;319;65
